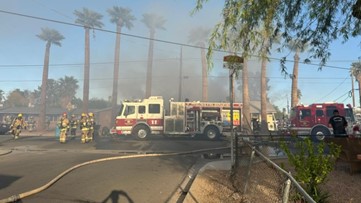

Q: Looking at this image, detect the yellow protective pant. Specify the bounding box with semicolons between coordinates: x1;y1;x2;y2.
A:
81;128;89;143
87;128;94;142
11;128;21;139
59;129;67;143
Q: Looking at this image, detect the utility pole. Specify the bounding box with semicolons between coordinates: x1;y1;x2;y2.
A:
223;55;243;172
351;74;356;107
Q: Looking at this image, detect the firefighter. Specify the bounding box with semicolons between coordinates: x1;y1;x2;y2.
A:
69;114;78;139
10;113;27;139
79;113;88;143
27;116;36;132
58;112;70;143
328;109;348;137
87;112;95;142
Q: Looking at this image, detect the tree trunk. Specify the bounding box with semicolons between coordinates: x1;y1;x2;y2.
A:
242;59;251;134
145;30;155;98
111;23;122;127
291;51;300;108
201;43;208;101
82;28;90;113
39;42;51;131
260;56;268;134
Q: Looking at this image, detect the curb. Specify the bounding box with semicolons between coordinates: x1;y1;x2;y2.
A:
0;149;12;156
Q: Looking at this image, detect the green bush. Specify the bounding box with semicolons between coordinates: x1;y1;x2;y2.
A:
280;137;341;203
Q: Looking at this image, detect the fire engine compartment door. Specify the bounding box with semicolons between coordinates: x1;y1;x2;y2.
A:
164;102;185;133
298;108;313;127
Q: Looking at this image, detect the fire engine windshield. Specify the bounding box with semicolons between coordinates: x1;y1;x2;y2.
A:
345;108;356;122
118;103;124;116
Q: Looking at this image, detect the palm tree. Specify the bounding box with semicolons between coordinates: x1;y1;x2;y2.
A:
141;13;166;98
107;6;135;124
74;8;103;113
36;27;64;130
351;62;361;107
259;29;272;134
288;39;308;108
188;27;210;101
242;58;252;134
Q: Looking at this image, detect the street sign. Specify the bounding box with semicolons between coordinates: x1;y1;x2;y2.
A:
223;55;244;69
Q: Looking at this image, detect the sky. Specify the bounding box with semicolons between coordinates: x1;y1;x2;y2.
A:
1;0;361;112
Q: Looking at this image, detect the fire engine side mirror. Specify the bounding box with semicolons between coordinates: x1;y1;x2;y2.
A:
299;110;302;120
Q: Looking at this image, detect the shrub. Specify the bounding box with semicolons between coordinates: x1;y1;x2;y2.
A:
280;137;341;202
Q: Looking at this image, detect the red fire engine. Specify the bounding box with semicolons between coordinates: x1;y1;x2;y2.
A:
289;102;356;140
114;96;242;140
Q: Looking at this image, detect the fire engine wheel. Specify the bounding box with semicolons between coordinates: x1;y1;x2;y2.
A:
133;125;150;140
204;126;220;140
311;126;331;141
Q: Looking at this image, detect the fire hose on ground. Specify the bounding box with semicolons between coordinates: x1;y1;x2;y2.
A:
0;147;229;203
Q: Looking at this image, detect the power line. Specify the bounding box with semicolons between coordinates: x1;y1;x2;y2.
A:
334;91;351;102
0;9;204;50
0;75;355;83
0;58;204;68
0;9;355;71
315;76;349;102
30;0;73;20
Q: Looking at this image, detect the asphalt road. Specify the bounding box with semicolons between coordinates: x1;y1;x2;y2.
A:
0;133;230;203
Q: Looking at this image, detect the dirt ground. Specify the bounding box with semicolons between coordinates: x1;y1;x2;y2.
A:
184;163;361;203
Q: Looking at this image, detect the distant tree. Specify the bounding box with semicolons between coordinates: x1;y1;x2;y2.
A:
107;6;135;122
58;76;79;109
89;98;111;109
141;13;166;98
74;8;103;113
6;89;28;107
71;97;83;110
34;76;79;108
273;105;284;120
34;79;58;107
188;27;211;101
36;27;64;130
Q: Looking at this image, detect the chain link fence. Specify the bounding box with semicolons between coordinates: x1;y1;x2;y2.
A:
233;135;316;203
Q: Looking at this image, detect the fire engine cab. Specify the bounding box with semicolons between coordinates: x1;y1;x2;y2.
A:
289;102;356;140
114;96;242;140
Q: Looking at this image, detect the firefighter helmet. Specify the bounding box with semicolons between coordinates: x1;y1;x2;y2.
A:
71;114;75;118
88;112;94;117
81;113;86;117
18;113;23;117
62;112;67;116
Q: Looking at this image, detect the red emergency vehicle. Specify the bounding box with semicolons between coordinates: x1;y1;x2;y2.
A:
289;102;356;140
114;96;242;140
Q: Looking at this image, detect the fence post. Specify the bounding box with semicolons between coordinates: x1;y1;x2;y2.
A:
243;146;255;194
282;178;291;203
